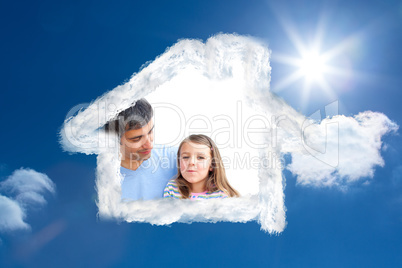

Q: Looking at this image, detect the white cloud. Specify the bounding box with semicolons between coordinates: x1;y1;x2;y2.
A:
287;111;398;187
0;195;29;232
1;168;56;207
0;168;55;233
61;34;286;233
60;33;397;233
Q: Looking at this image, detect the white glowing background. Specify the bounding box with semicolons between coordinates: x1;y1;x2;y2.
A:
146;69;267;196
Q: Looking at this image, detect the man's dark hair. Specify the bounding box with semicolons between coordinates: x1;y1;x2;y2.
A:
104;98;153;136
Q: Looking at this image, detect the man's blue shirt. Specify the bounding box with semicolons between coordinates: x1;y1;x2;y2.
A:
120;146;178;201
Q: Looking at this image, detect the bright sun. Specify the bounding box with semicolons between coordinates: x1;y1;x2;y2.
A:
298;51;327;81
271;16;357;106
272;46;335;102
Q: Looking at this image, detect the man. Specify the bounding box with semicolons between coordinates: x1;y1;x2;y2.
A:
105;98;177;201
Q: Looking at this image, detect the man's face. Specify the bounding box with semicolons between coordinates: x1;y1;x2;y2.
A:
120;120;154;165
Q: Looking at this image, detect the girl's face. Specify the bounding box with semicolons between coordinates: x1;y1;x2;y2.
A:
179;141;212;192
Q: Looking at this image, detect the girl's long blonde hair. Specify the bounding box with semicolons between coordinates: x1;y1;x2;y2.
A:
175;134;240;199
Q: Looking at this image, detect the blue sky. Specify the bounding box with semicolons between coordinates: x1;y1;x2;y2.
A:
1;0;402;267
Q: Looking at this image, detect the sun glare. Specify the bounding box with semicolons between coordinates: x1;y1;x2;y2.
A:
299;51;327;81
271;15;358;107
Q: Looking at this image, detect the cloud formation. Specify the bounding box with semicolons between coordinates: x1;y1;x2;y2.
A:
0;195;29;231
60;33;397;233
0;168;55;233
286;111;398;187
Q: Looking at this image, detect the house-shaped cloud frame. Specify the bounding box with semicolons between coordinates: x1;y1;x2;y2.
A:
60;34;292;233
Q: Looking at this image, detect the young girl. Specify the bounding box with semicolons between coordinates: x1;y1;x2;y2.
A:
163;134;239;200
